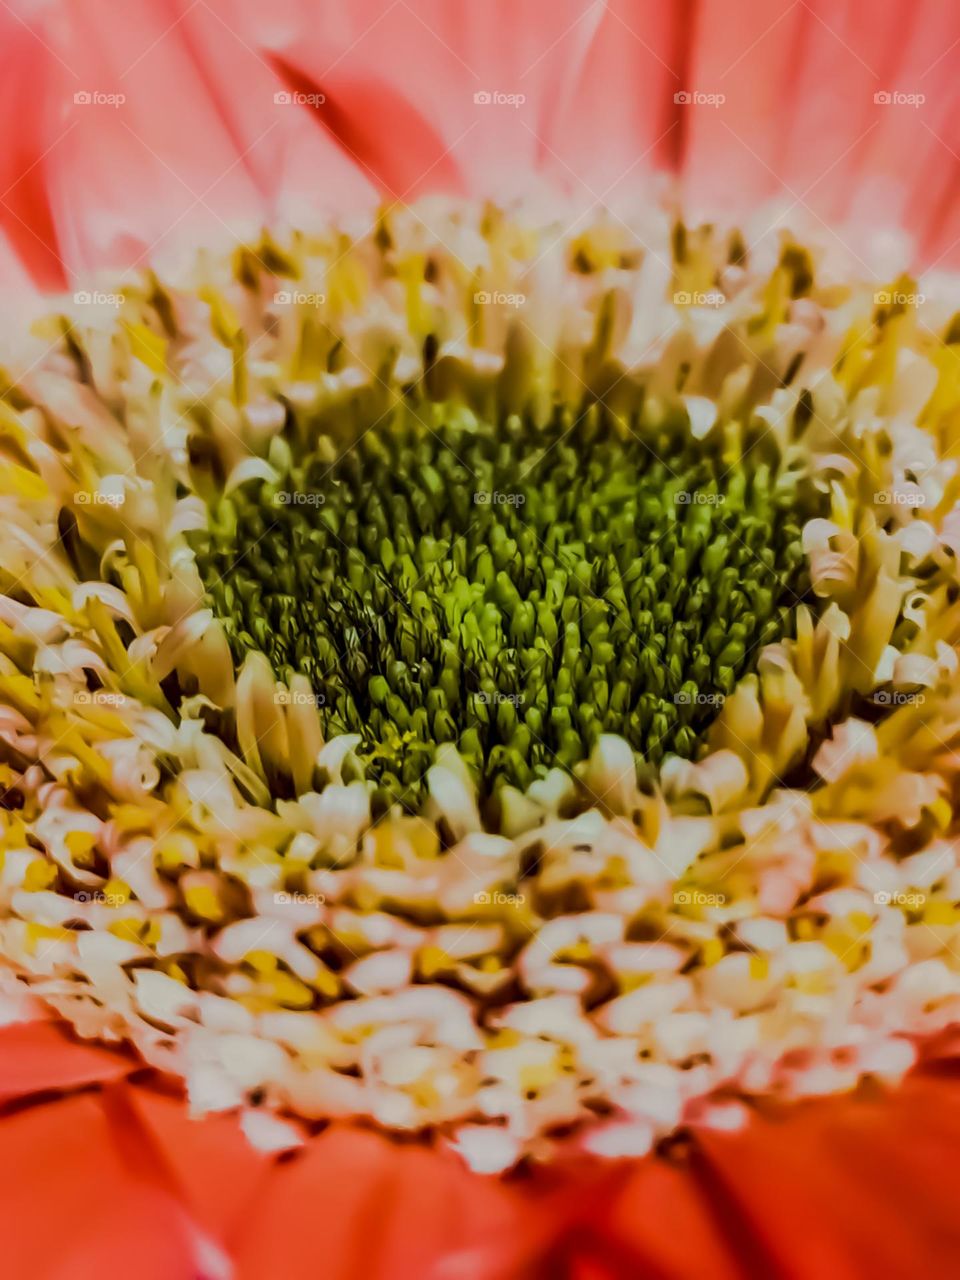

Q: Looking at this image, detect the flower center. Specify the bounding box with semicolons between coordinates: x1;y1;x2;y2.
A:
192;408;817;807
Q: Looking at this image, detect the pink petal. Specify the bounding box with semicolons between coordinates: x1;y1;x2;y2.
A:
680;0;806;218
544;0;685;198
28;0;265;277
169;0;378;222
0;6;67;287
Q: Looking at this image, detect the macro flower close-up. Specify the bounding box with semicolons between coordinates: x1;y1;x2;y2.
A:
3;1;960;1276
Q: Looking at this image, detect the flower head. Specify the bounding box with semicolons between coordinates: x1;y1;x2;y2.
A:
0;193;959;1167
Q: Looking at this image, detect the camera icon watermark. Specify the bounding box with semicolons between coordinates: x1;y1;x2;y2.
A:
72;889;125;906
273;491;325;507
874;289;925;307
473;90;526;108
674;889;727;907
74;689;126;707
273;290;326;306
675;491;725;506
674;90;725;108
873;890;926;907
874;91;925;108
74;290;125;307
474;290;526;308
74;90;126;108
674;690;725;707
875;490;925;506
475;690;524;707
274;689;325;707
673;290;726;308
75;490;125;508
274;90;325;107
873;689;925;707
473;490;526;507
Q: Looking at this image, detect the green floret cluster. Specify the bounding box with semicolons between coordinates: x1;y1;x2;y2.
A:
192;407;817;808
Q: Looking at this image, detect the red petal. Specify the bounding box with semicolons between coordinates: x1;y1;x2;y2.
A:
122;1083;270;1244
0;1021;132;1103
234;1125;549;1280
603;1154;750;1280
694;1077;960;1279
0;1092;220;1280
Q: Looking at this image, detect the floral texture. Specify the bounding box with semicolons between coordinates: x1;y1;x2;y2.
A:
1;2;960;1276
0;202;959;1171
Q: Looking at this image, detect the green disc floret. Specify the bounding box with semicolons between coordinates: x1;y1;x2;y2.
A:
191;407;819;807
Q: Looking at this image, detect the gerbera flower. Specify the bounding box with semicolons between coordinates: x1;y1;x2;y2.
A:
2;0;960;1273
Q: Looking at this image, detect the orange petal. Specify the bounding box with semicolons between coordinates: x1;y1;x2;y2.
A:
234;1124;547;1280
603;1153;749;1280
122;1083;271;1244
694;1077;960;1277
0;1092;224;1280
0;1021;132;1102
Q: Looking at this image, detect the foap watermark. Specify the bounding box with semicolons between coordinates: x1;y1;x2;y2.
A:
74;90;125;108
274;290;326;306
874;890;926;908
874;289;925;308
274;490;325;507
74;690;126;708
274;689;325;707
674;289;726;308
474;290;526;308
875;490;926;506
473;90;526;108
72;889;126;906
674;690;725;707
674;889;727;907
874;90;925;108
274;891;327;906
474;490;526;507
674;90;725;108
476;690;524;707
74;290;125;308
75;490;125;508
675;491;725;506
274;90;325;107
474;889;525;906
873;689;925;707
